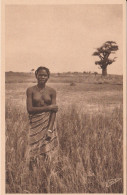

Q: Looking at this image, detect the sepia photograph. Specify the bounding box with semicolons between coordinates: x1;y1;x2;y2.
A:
2;0;126;194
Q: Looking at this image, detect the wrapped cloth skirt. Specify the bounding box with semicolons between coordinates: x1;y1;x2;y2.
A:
28;112;58;158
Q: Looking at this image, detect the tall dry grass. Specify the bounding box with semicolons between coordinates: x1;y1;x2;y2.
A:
5;101;123;193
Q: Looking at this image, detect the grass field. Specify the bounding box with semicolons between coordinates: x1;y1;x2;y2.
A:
5;73;123;193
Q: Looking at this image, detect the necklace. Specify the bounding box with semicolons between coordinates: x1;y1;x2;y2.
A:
36;85;45;93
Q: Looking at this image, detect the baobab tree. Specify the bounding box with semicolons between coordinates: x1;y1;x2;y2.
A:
92;41;118;76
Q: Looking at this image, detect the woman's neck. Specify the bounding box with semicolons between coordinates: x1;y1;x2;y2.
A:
37;83;45;89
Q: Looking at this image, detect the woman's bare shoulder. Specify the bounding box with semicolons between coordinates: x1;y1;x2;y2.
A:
26;85;37;94
46;86;56;94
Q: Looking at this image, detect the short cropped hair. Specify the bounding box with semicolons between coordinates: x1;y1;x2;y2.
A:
35;66;50;78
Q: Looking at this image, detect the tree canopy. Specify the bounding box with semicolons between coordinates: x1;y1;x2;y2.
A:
92;41;118;76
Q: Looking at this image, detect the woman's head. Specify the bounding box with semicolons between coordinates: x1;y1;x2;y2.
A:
35;66;50;84
35;66;50;78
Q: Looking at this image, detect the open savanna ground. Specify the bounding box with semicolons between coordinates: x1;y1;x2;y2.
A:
5;73;123;193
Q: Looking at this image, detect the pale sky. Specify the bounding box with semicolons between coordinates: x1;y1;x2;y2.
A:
5;4;123;74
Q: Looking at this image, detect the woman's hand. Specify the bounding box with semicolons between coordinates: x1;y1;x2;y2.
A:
48;104;58;112
45;130;53;141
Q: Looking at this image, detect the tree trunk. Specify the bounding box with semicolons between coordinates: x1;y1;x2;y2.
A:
102;67;107;76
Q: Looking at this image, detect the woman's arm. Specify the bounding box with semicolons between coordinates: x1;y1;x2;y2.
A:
26;88;58;114
48;89;57;131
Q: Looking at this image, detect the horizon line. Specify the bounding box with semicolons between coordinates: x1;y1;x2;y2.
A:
5;71;123;76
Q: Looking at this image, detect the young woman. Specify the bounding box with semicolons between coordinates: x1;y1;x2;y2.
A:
26;66;58;160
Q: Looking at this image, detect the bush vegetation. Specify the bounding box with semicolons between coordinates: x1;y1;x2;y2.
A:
6;102;123;193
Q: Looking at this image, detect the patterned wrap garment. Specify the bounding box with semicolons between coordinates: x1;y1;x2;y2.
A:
28;112;58;158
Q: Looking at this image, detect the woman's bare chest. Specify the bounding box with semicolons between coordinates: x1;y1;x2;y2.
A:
33;90;51;105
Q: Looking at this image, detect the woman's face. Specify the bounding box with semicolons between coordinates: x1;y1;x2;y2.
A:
36;69;49;85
